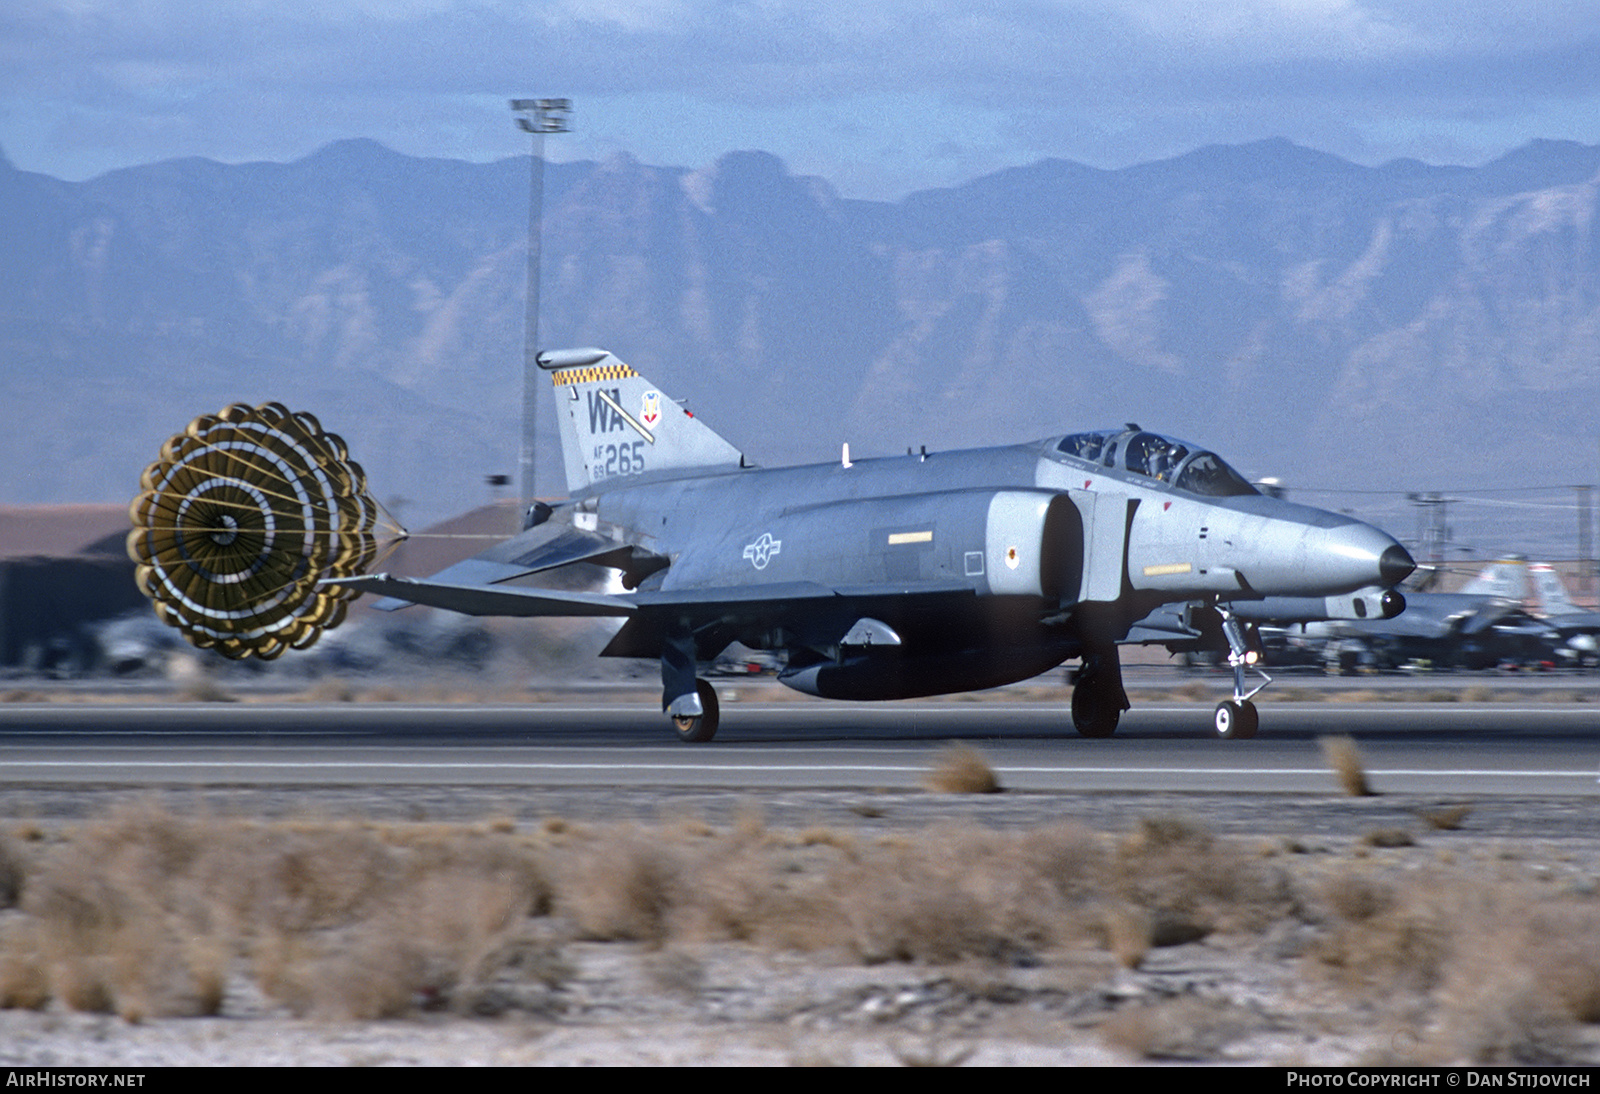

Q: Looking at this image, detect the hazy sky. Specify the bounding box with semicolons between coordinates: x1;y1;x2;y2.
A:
4;1;1600;198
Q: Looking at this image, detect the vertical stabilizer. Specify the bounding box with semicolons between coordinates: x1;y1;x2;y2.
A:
537;348;744;494
1530;563;1581;616
1459;559;1527;602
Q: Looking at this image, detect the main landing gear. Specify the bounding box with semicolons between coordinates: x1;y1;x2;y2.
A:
1070;646;1130;738
670;679;720;743
663;630;720;743
1214;607;1269;740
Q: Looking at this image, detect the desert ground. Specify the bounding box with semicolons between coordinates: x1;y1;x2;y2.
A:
0;670;1597;1065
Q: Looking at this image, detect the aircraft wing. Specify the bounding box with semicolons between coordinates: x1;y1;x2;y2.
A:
341;573;977;625
336;574;636;618
636;580;976;607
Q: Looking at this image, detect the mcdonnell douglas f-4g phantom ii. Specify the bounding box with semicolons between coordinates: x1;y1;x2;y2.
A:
328;349;1416;741
129;348;1415;740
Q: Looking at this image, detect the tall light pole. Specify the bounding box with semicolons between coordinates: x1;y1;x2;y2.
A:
510;98;571;518
1406;492;1450;575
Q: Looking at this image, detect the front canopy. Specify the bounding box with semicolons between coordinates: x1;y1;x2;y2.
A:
1055;427;1258;498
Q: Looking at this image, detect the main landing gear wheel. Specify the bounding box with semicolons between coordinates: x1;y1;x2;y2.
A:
672;679;720;743
1071;680;1120;738
1213;699;1258;740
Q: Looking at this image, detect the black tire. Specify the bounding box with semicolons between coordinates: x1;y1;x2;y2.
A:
671;678;720;743
1214;699;1256;739
1071;681;1119;738
1235;699;1259;739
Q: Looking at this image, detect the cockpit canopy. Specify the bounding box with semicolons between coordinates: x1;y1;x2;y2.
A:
1054;425;1259;498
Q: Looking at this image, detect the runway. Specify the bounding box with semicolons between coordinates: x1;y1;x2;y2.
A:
0;699;1596;797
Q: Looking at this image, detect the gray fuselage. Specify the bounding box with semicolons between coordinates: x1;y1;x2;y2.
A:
582;436;1406;699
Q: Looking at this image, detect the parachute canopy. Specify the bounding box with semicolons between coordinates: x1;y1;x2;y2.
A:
128;403;402;660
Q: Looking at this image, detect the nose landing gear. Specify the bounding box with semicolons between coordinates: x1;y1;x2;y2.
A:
1214;607;1269;740
1213;697;1258;740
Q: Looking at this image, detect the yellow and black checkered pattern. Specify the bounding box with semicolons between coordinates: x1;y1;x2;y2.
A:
551;362;639;387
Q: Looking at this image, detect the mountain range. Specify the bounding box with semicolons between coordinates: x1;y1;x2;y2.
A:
3;136;1598;534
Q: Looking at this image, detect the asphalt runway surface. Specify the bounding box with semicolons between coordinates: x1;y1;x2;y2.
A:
1;698;1596;800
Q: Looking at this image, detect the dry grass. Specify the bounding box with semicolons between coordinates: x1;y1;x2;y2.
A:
0;807;1268;1016
1099;996;1252;1060
0;835;24;909
0;802;1594;1064
1417;804;1473;831
1102;903;1151;969
1320;735;1376;796
0;804;554;1020
173;677;236;703
295;678;359;703
1307;865;1600;1064
924;744;1002;794
1362;828;1416;848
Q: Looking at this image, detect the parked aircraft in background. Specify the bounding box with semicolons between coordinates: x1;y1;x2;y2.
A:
1308;593;1558;673
1234;558;1571;674
1457;559;1527;600
1431;558;1598;669
1530;563;1600;667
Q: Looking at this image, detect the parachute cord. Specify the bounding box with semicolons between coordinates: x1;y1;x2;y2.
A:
370;502;408;546
370;532;512;540
368;534;407;572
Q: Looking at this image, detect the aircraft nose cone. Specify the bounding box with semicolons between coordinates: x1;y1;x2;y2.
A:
1379;544;1416;587
1303;520;1415;595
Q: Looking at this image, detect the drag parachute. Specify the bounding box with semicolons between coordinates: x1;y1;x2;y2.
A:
128;403;403;659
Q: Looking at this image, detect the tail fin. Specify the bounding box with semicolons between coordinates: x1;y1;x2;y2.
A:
1530;563;1581;616
539;348;744;494
1459;559;1527;601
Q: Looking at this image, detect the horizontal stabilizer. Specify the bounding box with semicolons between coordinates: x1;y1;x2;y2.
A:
372;521;649;611
332;574;635;618
474;521;635;573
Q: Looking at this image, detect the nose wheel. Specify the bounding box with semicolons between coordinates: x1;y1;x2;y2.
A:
1213;699;1258;740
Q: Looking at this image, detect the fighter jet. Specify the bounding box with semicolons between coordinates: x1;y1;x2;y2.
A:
1255;559;1561;674
1441;558;1600;668
1529;563;1600;667
1457;558;1529;601
336;348;1414;741
1302;592;1558;673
